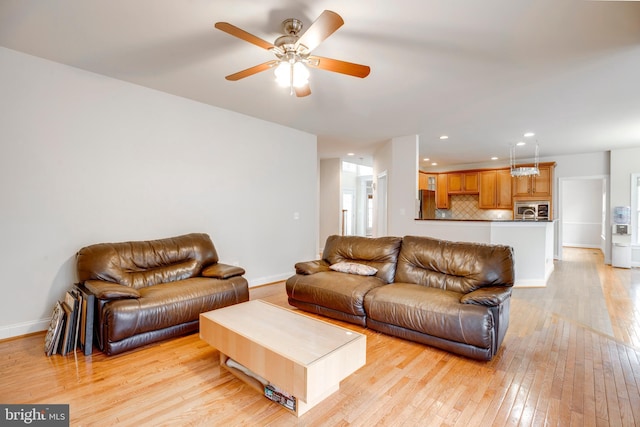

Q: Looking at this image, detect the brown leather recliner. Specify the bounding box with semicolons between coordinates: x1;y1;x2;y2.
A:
286;235;514;361
364;235;514;361
76;233;249;355
286;235;403;326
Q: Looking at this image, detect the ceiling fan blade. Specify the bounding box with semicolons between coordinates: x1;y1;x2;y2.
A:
295;84;311;97
215;22;276;51
225;60;279;81
307;56;371;78
296;10;344;52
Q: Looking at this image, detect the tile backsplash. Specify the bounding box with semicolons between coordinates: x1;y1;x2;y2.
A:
436;194;513;220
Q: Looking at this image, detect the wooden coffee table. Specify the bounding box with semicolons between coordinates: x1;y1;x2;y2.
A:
199;300;366;416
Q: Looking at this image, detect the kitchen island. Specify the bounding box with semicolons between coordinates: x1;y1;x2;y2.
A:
413;219;555;287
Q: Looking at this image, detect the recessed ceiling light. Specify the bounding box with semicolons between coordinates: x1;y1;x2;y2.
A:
431;162;438;166
524;132;535;137
516;141;526;146
347;152;355;156
491;157;499;160
439;135;448;140
423;158;430;161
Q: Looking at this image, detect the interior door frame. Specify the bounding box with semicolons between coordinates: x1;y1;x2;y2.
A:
375;171;388;237
557;174;608;261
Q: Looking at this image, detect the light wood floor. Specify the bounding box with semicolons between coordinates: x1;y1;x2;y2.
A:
1;248;638;426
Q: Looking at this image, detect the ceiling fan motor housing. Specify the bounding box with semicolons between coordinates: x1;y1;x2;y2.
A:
274;18;310;58
282;18;303;36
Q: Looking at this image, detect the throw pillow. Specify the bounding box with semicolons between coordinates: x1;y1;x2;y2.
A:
330;261;378;276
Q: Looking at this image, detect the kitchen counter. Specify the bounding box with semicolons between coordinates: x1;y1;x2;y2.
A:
412;219;555;287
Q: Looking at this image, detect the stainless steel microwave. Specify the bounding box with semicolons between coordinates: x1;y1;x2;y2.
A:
513;201;550;220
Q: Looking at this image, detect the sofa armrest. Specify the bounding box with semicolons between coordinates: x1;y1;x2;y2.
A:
83;280;141;300
201;263;245;279
460;286;512;307
295;260;331;275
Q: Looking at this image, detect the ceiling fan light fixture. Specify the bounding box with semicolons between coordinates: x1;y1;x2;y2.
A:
274;61;290;87
274;60;309;88
292;62;309;87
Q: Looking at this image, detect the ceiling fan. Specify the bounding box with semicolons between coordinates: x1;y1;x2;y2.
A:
214;10;370;97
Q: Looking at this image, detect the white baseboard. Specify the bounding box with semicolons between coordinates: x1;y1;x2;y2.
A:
248;272;294;288
0;318;50;340
513;280;547;288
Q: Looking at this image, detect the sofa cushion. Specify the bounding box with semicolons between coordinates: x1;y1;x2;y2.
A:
201;263;245;279
84;280;141;299
295;260;332;275
286;271;386;317
330;261;378;276
322;235;402;283
76;233;219;289
103;276;248;342
364;283;494;349
395;235;514;294
461;286;512;306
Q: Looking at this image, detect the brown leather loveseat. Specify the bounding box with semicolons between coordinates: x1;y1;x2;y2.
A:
76;233;249;355
286;235;514;361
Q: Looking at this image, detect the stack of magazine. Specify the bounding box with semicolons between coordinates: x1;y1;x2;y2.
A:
44;284;94;356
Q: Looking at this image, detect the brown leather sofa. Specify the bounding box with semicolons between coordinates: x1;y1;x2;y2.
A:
286;235;514;361
76;233;249;355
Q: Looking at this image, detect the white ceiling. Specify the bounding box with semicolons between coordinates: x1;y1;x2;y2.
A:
1;0;640;170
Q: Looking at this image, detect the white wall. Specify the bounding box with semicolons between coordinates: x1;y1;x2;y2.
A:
374;135;419;237
373;139;392;237
0;47;318;338
550;151;609;179
610;147;640;211
610;147;640;266
319;158;341;253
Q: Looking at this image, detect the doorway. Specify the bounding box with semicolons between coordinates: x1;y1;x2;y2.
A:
340;161;373;237
558;176;608;260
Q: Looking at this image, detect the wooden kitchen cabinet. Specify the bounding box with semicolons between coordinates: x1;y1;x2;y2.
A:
419;172;429;190
479;169;512;209
436;173;449;209
419;172;436;190
512;163;554;198
496;169;513;208
447;172;478;194
425;162;554;213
